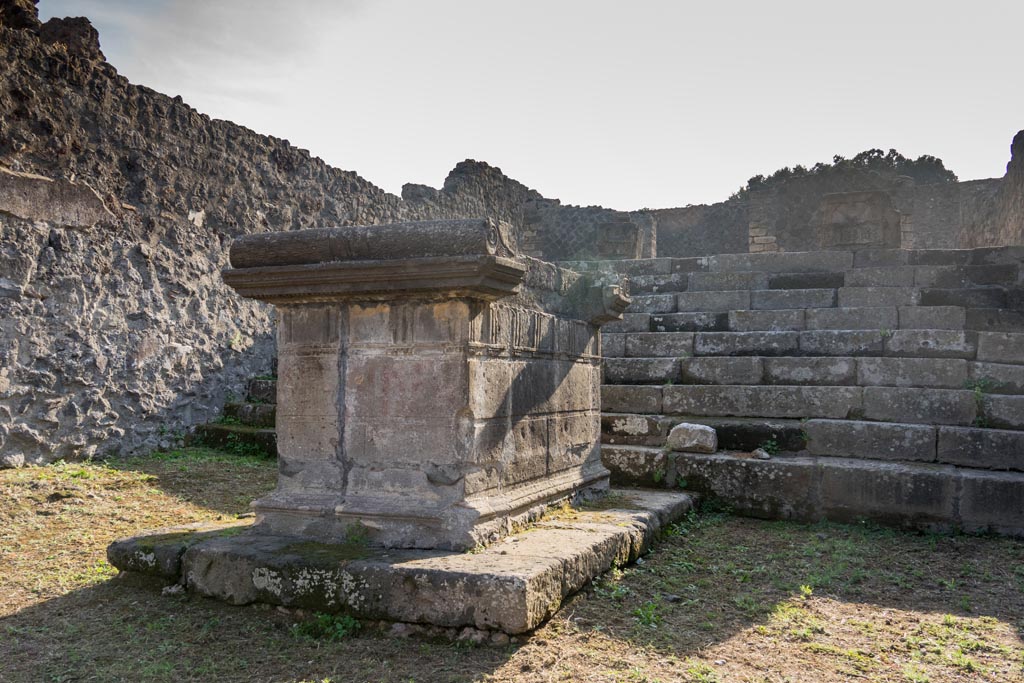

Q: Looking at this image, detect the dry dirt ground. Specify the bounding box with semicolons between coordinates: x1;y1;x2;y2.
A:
1;448;1023;683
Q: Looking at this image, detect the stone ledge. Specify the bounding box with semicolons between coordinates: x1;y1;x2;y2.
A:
107;488;695;634
222;254;528;303
603;448;1024;537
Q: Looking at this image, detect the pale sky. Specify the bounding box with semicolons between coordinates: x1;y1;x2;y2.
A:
40;0;1024;211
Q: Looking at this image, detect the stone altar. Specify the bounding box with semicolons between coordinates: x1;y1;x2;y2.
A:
224;218;628;550
106;218;698;633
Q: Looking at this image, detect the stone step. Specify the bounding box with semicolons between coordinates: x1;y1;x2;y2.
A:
838;286;921;307
620;384;987;426
109;488;697;635
643;306;976;333
804;419;1024;471
600;448;1024;536
919;287;1019;310
687;271;846;292
602;415;1024;472
222;402;276;428
606;355;987;390
608;329;987;361
650;311;729;332
966;308;1024;333
661;385;864;420
706;250;853;273
627;286;1017;321
189;423;278;457
566;246;1023;277
247;378;277;404
843;264;1021;288
601;413;806;451
750;288;837;310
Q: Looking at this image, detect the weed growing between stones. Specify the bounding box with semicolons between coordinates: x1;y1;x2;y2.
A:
222;432;268;458
291;613;361;642
965;377;995;427
633;600;662;627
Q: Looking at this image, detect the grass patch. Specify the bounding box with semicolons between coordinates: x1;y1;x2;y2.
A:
2;452;1023;682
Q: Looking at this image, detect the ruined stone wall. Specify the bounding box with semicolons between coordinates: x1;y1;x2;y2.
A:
990;130;1024;247
0;6;637;466
649;171;1015;257
643;202;749;257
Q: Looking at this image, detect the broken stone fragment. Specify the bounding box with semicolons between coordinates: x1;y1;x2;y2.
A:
665;422;717;453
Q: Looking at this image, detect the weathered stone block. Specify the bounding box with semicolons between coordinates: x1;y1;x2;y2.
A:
681;357;764;385
884;330;977;359
671;257;711;273
601;413;672;446
728;309;805;332
965;308;1024;333
651;311;728;332
768;272;845;290
981;395;1024;430
601;313;650;333
625;332;694;358
107;490;696;634
676;290;750;312
547;413;602;473
857;357;968;389
805;419;936;462
602;445;668;487
838;286;921;307
603;358;679;384
708;250;853;273
694;331;799;357
751;288;836;310
906;249;972;266
968;362;1024;394
666;422;717;453
897;306;966;330
601;385;663;414
959;470;1024;535
763;357;857;386
601;333;626;357
845;267;915;287
862;387;976;426
626;294;676;313
671;453;822;521
976;332;1024;365
623;273;688;294
853;249;905;267
799;330;884;356
937;427;1024;471
920;287;1008;309
805;306;897;331
819;459;956;530
688;271;769;291
663;385;862;419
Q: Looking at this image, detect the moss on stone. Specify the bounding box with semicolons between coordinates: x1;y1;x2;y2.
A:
280;541;371;564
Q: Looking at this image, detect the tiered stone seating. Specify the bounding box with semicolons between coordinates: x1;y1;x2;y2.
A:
563;246;1024;534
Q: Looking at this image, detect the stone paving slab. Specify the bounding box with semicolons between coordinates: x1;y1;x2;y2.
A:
108;489;695;634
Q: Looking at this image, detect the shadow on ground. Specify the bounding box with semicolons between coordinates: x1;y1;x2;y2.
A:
105;447;277;517
4;515;1023;682
3;453;1023;682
